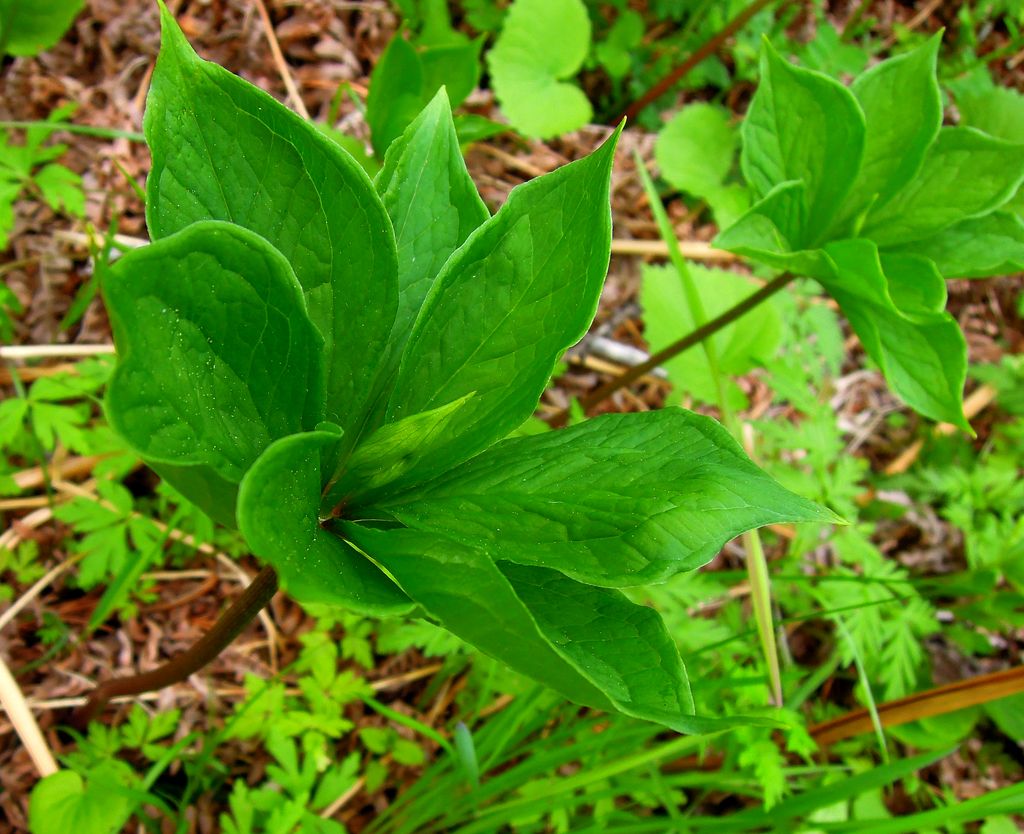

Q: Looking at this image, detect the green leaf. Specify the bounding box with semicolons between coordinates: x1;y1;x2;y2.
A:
862;127;1024;247
655;103;738;200
28;764;135;834
487;0;593;138
145;5;397;436
418;39;483;109
890;211;1024;278
838;34;942;226
957;85;1024;143
34;162;84;216
237;430;414;615
104;221;325;523
384;126;619;481
375;89;489;353
641;263;781;410
821;238;969;429
713;180;833;278
373;409;836;587
341;525;716;733
594;9;644;79
324;393;474;506
0;0;84;57
741;39;865;245
366;35;425;158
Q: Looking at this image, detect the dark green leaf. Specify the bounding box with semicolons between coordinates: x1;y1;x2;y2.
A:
862;127;1024;247
384;126;619;481
887;211;1024;278
821;238;968;429
104;221;325;522
373;409;836;587
375;90;489;352
145;5;397;435
237;430;414;615
740;39;865;245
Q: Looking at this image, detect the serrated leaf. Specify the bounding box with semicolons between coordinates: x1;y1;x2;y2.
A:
862;127;1024;247
656;103;738;200
145;5;397;436
741;39;865;245
375;90;489;353
641;263;781;410
487;0;592;139
341;524;719;733
373;409;836;587
384;126;619;481
821;238;968;429
837;34;942;227
0;0;84;57
237;430;414;615
890;211;1024;278
104;221;324;523
34;162;84;216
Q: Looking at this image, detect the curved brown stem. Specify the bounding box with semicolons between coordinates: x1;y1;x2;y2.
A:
71;564;278;730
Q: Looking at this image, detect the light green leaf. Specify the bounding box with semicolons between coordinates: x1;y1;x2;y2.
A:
145;5;397;436
104;221;325;523
655;103;738;200
957;85;1024;143
34;163;84;216
374;408;837;587
741;39;865;245
821;238;968;429
594;9;644;79
641;263;781;410
487;0;592;138
0;0;84;56
862;127;1024;247
376;89;489;352
342;524;717;733
237;430;414;615
713;180;833;278
889;211;1024;278
838;34;942;226
324;393;474;506
28;764;135;834
385;126;619;481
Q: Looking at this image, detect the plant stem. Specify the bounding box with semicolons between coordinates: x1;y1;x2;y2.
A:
548;273;794;429
71;564;278;729
620;0;786;122
633;155;784;704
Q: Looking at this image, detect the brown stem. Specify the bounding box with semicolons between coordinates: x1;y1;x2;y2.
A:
71;564;278;730
547;272;795;428
620;0;786;123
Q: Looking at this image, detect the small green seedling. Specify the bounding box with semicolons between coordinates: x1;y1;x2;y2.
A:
98;4;834;733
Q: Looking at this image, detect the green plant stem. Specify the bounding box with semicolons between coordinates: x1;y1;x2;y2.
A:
634;153;783;705
546;271;796;428
620;0;786;122
71;564;278;729
0;121;146;142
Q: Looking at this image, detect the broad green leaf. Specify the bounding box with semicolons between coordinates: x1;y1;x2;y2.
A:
373;409;836;587
385;126;619;481
376;90;489;351
418;39;484;109
324;393;474;507
341;525;716;733
862;127;1024;247
838;34;942;226
104;221;324;520
237;430;414;615
822;238;969;429
594;9;644;79
656;103;737;199
145;5;398;436
740;39;865;245
487;0;592;139
713;180;833;278
366;35;425;158
641;263;782;411
957;85;1024;143
890;211;1024;278
28;764;135;834
0;0;84;56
